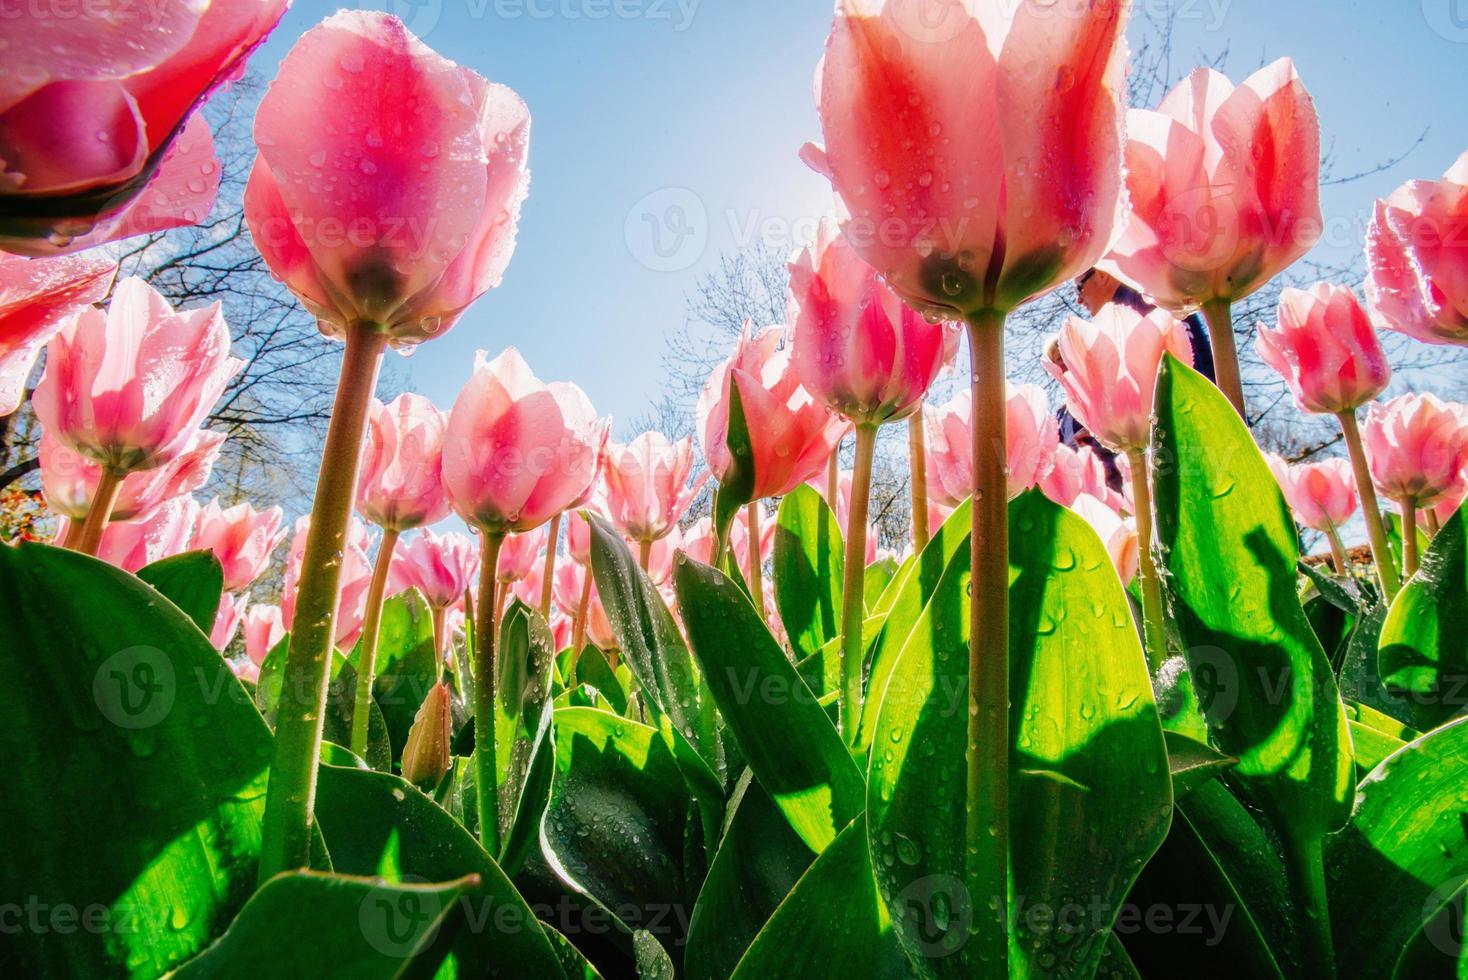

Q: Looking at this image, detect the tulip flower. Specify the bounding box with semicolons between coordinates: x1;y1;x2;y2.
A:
1366;151;1468;346
42;429;225;530
0;253;114;413
441;346;603;856
86;495;200;575
192;498;287;594
553;559;616;657
1041;444;1123;514
1100;61;1323;417
1433;481;1468;532
281;515;375;653
1265;454;1357;574
33;277;240;554
497;525;549;584
248;13;534;878
1257;285;1392;416
244;604;287;670
401;682;453;791
0;0;286;255
602;432;706;556
1071;493;1140;586
925;384;1058;507
210;594;249;653
1364;394;1468;577
390;528;480;659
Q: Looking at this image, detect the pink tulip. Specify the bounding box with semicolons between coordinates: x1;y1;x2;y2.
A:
33;277;241;474
805;0;1129;320
1257;284;1392;415
925;383;1058;506
1434;481;1468;527
679;508;774;582
1041;443;1125;515
41;428;224;523
1046;304;1194;453
0;253;114;412
641;525;682;587
565;505;601;566
1363;394;1468;509
356;393;450;531
443;348;606;536
244;11;530;346
1264;454;1358;534
244;604;287;667
552;559;615;651
210;593;249;652
390;529;480;610
192;498;288;593
602;432;706;543
1100;61;1323;313
1366;151;1468;346
88;495;200;574
282;515;375;649
787;219;952;425
1071;493;1139;585
497;525;549;583
0;0;286;255
697;325;846;501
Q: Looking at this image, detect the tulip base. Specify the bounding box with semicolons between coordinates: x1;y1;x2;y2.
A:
258;327;387;884
350;527;400;757
473;530;506;855
965;312;1010;974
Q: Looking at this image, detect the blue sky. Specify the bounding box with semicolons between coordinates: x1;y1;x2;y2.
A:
247;0;1468;431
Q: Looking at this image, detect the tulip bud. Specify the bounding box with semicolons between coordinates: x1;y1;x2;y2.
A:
400;682;453;791
1257;284;1391;415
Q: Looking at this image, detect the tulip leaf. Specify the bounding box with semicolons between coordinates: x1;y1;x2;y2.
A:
729;815;910;979
312;763;566;978
0;543;275;978
634;929;677;980
1164;730;1237;799
684;770;816;980
1378;508;1468;730
345;587;438;755
323;656;395;772
674;553;866;854
1153;355;1354;847
1329;717;1468;978
137;549;224;634
172;871;475;978
864;557;899;614
541;707;698;957
575;645;628;715
711;375;757;552
773;484;845;659
868;492;1171;978
491;600;556;865
858;498;972;750
587;513;720;772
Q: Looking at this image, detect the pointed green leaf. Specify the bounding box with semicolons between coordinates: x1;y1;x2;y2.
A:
345;588;438;754
137;549;223;634
773;484;845;659
1379;508;1468;730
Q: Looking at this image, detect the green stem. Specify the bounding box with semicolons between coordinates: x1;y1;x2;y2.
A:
1284;834;1337;979
572;567;591;659
746;501;765;623
349;527;399;757
638;538;652;573
258;327;386;883
1128;449;1169;671
1338;410;1401;599
540;514;560;617
1402;500;1419;580
473;530;505;854
75;466;124;556
827;437;841;510
1327;527;1349;577
432;605;448;668
1201;298;1247;419
840;423;876;744
965;312;1009;975
909;410;930;555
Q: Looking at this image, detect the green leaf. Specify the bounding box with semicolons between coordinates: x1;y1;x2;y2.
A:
634;929;677;980
684;771;816;980
867;492;1171;977
254;633;291;722
1329;717;1468;979
312;763;566;978
492;600;557;871
173;871;474;978
323;656;394;771
1379;508;1468;730
1386;510;1431;581
0;543;272;978
1164;730;1237;799
674;553;865;854
542;708;698;947
345;588;439;754
773;484;845;659
858;498;972;751
587;513;719;771
576;645;628;715
1339;601;1418;725
1153;355;1354;846
729;815;909;979
863;557;899;614
712;373;757;550
136;549;224;634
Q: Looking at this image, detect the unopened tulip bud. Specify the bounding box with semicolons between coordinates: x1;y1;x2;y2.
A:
400;682;453;791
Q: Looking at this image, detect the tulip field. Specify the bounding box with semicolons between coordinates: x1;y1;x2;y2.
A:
5;1;1468;978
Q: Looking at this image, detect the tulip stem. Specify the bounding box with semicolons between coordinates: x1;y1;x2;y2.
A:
540;515;560;616
638;539;652;573
1128;448;1168;671
746;502;766;623
1402;501;1420;580
1337;410;1401;599
432;605;448;669
259;327;386;884
74;466;125;557
350;527;399;758
909;411;930;555
1284;833;1337;980
965;312;1010;974
1426;509;1442;538
827;438;841;508
473;530;506;855
1327;528;1349;577
1201;298;1247;419
840;424;876;744
572;569;591;658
